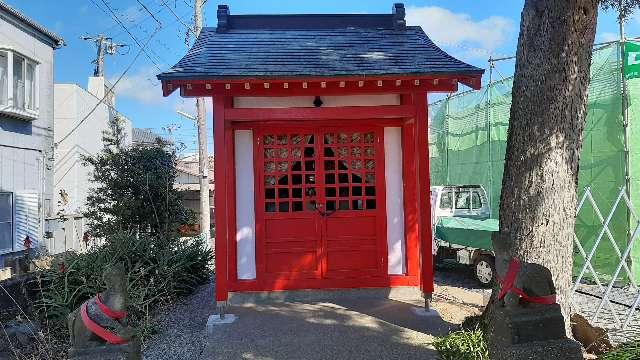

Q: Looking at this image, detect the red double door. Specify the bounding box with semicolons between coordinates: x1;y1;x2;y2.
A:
255;126;388;288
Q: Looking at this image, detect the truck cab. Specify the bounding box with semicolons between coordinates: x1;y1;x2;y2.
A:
431;185;496;286
431;185;491;220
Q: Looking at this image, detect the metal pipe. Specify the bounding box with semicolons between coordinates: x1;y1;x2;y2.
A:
619;2;632;246
486;57;494;212
487;38;636;64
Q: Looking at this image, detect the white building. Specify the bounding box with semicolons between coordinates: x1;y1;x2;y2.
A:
0;1;64;264
51;76;131;253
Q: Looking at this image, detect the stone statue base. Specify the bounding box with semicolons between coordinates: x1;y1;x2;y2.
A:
68;341;140;360
488;304;583;360
491;338;583;360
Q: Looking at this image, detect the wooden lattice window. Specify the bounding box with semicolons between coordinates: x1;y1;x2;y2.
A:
322;131;376;211
263;133;316;213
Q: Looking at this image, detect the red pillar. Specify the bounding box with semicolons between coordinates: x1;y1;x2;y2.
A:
414;92;434;296
401;94;420;281
213;96;229;302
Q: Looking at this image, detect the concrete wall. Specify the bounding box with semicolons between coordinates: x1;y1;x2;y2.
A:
0;14;56;257
51;78;131;253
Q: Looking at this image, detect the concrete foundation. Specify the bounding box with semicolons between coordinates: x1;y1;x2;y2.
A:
411;307;440;317
487;304;583;360
206;314;238;333
228;287;423;305
490;339;583;360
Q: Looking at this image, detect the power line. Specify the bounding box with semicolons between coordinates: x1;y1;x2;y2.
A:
55;28;160;146
136;0;163;27
159;0;196;36
88;0;164;72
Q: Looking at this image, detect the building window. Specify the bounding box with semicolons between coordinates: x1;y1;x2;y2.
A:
13;54;37;110
0;51;7;106
0;192;12;252
0;49;39;118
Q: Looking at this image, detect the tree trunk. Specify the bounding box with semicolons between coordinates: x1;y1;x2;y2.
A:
486;0;598;334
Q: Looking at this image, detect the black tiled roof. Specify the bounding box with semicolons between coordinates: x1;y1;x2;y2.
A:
132;128;167;145
158;7;482;81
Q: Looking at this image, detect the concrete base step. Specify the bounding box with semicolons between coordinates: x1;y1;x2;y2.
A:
228;287;423;305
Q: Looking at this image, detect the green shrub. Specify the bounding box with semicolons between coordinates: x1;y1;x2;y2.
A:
433;327;489;360
34;232;212;332
599;341;640;360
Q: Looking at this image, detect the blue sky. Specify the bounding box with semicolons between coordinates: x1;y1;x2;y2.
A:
7;0;640;155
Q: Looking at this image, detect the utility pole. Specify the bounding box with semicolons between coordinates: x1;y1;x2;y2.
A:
194;0;211;243
81;35;126;77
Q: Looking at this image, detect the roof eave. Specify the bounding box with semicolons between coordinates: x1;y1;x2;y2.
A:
157;70;484;82
0;1;65;49
159;71;484;96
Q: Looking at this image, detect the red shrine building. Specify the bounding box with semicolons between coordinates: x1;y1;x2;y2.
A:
158;3;483;304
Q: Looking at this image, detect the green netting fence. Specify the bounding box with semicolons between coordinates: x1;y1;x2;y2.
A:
429;41;640;281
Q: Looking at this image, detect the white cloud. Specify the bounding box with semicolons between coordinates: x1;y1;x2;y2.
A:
121;5;145;23
599;32;619;42
109;66;163;105
405;6;514;58
174;98;196;115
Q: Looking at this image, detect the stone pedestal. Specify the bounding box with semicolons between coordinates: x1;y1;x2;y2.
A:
68;341;140;360
488;304;583;360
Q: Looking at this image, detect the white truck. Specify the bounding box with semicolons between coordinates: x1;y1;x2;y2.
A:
431;185;498;286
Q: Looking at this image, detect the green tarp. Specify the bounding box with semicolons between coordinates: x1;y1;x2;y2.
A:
429;41;640;282
625;41;640;80
435;217;497;251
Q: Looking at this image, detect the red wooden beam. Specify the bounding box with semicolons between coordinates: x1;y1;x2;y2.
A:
178;79;459;97
213;96;230;303
414;93;434;296
161;74;483;97
225;105;415;121
401;95;420;281
230;119;404;129
224;98;238;283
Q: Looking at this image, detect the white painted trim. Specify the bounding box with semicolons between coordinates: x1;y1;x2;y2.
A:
234;130;256;280
384;127;406;275
7;51;13;108
233;94;400;108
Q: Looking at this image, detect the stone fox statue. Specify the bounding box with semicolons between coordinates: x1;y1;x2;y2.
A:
68;263;139;360
492;232;557;308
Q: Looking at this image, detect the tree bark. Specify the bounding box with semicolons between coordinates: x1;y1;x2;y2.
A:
486;0;598;334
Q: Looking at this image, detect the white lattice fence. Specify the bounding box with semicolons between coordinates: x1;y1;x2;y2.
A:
571;186;640;342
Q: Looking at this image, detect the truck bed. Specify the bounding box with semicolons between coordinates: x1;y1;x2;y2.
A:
435;217;499;251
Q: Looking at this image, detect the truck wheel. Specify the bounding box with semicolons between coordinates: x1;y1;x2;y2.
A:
474;255;495;287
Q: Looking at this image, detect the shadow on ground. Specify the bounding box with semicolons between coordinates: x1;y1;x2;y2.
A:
205;299;453;360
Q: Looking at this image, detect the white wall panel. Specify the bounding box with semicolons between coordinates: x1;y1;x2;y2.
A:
234;130;256;280
384;127;406;275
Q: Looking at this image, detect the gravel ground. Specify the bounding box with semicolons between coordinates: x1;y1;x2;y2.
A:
436;260;640;345
572;284;640;344
141;267;485;360
435;261;492;295
143;264;640;358
142;281;216;360
204;301;441;360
